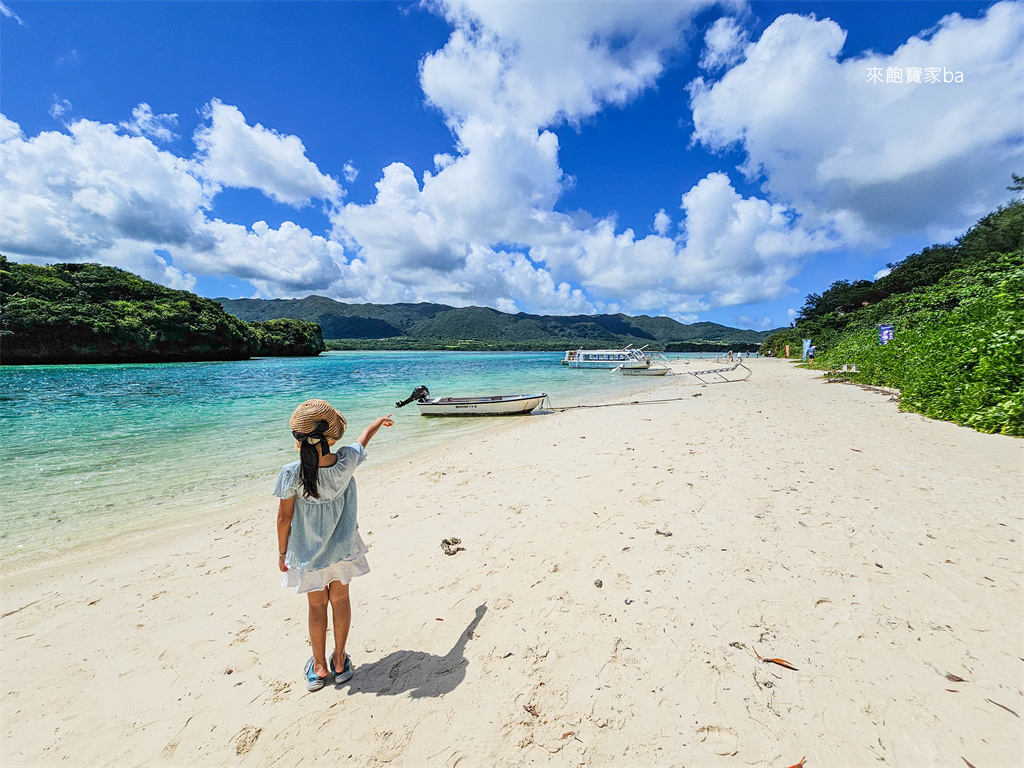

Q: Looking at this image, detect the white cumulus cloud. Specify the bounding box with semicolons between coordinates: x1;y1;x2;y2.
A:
699;16;749;71
675;171;832;306
48;96;73;122
734;314;773;330
0;113;23;142
421;0;723;131
119;103;179;143
690;2;1023;240
0;118;211;267
193;99;342;207
653;209;671;235
0;112;355;297
192;220;349;295
331;0;802;316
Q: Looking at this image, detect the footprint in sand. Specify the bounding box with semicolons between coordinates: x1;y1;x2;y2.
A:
160;738;180;760
697;724;738;756
372;728;413;763
233;725;262;756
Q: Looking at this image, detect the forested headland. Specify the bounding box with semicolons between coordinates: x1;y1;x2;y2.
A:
760;199;1023;435
0;259;325;365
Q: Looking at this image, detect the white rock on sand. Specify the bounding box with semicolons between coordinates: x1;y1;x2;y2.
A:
2;359;1021;767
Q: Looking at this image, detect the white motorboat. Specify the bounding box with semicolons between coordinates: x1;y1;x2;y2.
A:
417;393;547;416
619;365;670;376
395;386;546;416
562;344;652;369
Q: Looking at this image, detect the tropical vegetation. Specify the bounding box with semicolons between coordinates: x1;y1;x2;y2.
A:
760;199;1023;435
0;258;325;364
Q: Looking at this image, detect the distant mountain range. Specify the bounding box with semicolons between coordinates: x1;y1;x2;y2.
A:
217;295;780;349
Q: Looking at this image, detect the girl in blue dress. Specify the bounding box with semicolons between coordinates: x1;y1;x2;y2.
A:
274;398;393;691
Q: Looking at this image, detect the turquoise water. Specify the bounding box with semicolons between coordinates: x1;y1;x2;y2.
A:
0;351;682;568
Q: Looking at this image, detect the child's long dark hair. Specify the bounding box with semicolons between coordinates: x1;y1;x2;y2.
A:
294;420;329;499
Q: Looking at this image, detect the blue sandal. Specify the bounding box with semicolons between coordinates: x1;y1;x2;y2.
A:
330;652;354;684
304;656;331;691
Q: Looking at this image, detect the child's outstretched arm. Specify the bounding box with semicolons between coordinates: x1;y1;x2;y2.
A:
276;497;295;572
356;415;394;448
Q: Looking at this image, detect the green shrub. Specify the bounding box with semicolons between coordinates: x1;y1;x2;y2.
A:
761;201;1023;436
0;257;324;364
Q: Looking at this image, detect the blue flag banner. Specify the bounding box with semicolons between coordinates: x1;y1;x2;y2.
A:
879;324;894;345
802;339;811;360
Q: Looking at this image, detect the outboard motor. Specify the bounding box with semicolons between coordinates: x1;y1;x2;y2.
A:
395;385;430;408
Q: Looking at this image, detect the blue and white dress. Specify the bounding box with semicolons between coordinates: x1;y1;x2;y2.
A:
274;443;371;594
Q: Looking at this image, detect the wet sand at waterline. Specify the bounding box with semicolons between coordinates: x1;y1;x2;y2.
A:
3;359;1021;767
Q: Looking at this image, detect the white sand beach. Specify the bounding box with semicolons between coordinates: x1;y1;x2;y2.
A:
3;359;1021;767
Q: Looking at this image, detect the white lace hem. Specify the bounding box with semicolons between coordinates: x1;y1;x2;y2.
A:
281;555;370;594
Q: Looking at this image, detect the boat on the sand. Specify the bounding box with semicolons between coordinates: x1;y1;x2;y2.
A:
618;365;670;376
395;386;546;416
417;393;547;416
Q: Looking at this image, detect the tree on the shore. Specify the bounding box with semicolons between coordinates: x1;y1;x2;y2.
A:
0;258;324;364
759;200;1023;436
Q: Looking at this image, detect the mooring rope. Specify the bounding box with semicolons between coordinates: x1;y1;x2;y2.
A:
541;363;750;411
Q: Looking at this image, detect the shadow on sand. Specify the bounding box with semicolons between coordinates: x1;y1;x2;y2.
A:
343;604;487;698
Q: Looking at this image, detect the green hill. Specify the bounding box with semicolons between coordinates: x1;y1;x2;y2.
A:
761;199;1023;435
0;259;325;365
218;296;448;339
217;296;777;351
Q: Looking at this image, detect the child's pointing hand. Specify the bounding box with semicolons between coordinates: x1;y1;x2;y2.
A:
357;415;393;447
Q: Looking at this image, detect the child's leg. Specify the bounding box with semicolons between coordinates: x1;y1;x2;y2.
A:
306;589;330;677
327;581;351;665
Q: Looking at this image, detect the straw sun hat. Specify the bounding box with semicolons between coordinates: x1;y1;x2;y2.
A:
290;399;346;450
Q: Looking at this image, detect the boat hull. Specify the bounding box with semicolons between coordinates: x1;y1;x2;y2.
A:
620;366;670;376
568;360;651;369
417;393;546;416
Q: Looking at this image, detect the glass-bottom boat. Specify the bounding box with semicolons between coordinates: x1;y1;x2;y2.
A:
561;345;652;369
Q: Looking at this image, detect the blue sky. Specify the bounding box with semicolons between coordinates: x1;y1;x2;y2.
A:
2;1;1020;330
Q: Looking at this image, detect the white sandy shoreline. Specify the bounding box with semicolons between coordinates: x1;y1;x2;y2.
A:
0;369;664;579
3;359;1021;767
